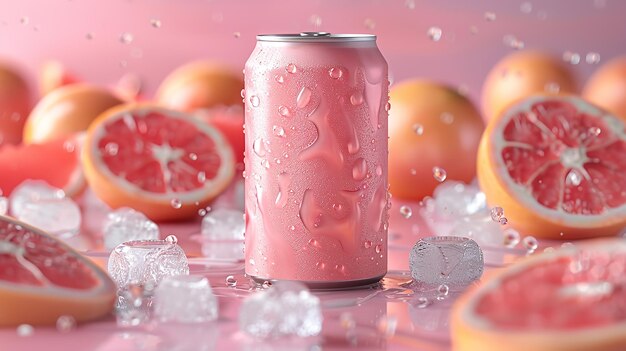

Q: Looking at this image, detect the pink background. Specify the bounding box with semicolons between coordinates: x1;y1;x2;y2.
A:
1;0;625;107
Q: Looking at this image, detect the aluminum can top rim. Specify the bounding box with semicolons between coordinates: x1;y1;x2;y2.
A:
257;32;376;42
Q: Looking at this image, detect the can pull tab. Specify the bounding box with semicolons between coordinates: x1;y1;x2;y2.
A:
299;32;331;37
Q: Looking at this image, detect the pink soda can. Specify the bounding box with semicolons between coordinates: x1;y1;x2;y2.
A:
243;32;389;288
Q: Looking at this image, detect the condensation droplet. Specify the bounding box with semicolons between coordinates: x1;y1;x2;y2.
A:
56;315;76;333
150;19;162;28
432;167;447;182
316;262;326;270
286;63;297;74
490;206;505;222
165;234;178;244
275;75;285;84
170;198;182;209
503;228;520;247
296;87;312;108
399;205;412;219
412;123;424;135
385;101;391;112
375;244;382;254
272;125;286;138
523;236;538;253
226;275;237;287
308;238;322;248
249;95;260;107
278;105;290;117
119;32;134;44
586;52;601;64
253;138;266;157
329;67;343;79
350;92;364;105
364;240;372;249
427;26;442;42
240;89;246;99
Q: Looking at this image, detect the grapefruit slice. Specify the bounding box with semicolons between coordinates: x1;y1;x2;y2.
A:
478;94;626;239
82;104;235;221
0;216;116;326
0;135;85;197
452;239;626;351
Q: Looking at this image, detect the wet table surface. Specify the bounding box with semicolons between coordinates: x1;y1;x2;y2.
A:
0;185;528;351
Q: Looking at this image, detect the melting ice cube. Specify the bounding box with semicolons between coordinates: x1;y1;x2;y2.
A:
201;208;245;261
239;281;322;338
9;180;66;217
154;275;218;323
103;208;159;251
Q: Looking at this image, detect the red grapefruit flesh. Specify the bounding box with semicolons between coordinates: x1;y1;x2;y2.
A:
82;104;235;221
0;135;85;197
478;94;626;239
452;239;626;351
0;216;116;326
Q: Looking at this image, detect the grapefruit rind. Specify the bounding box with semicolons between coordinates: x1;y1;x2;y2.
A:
479;94;626;238
82;104;235;221
0;216;115;326
452;239;626;351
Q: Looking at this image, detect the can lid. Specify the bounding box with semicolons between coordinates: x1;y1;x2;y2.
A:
257;32;376;42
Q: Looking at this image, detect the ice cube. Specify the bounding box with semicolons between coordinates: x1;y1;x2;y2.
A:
17;198;81;238
103;208;159;251
107;238;189;289
154;275;218;323
200;208;245;261
239;281;322;338
0;197;7;215
432;180;486;217
448;212;503;247
116;283;154;327
409;236;483;288
9;180;65;217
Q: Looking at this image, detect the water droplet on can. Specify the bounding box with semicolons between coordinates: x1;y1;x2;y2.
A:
253;138;266;157
329;67;343;79
286;63;297;74
278;105;290;117
296;87;312;108
275;75;285;84
350;92;364;105
226;275;237;287
364;240;372;249
249;95;260;107
272;125;286;138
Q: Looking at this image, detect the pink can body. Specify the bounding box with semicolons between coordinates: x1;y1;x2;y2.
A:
243;32;389;288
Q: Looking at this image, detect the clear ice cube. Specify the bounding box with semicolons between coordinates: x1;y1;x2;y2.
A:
103;208;159;251
116;283;154;327
154;275;218;323
432;180;486;217
409;236;483;288
17;198;81;238
107;238;189;289
9;180;66;217
200;208;245;261
239;281;322;338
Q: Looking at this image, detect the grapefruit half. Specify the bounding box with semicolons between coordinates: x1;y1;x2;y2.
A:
0;135;85;197
82;104;235;221
478;94;626;239
0;216;116;326
452;238;626;351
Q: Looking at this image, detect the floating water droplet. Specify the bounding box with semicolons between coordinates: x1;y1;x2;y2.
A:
329;67;343;79
405;0;416;10
253;138;266;157
364;240;372;249
412;123;424;135
375;244;382;254
427;26;442;41
249;95;260;107
586;52;601;65
545;82;560;93
490;206;505;222
226;275;237;287
399;205;413;219
170;198;182;209
56;315;76;333
562;51;581;65
440;112;454;124
85;32;94;40
240;89;246;99
197;171;206;183
20;17;29;25
589;126;602;136
415;297;430;308
105;142;119;156
16;324;34;337
503;228;520;247
272;125;286;138
350;92;364;105
410;168;417;176
503;35;525;50
286;63;297;74
520;2;532;13
150;19;162;28
296;87;312;108
188;152;198;161
523;236;538;253
233;32;241;38
484;12;496;21
278;105;290;117
275;75;285;84
119;32;134;44
566;169;583;186
432;167;447;182
198;208;207;216
165;234;178;244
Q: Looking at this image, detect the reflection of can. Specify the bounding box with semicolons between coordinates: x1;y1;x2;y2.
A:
244;32;389;288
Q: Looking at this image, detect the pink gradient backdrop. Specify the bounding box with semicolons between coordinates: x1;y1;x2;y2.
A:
0;0;625;107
